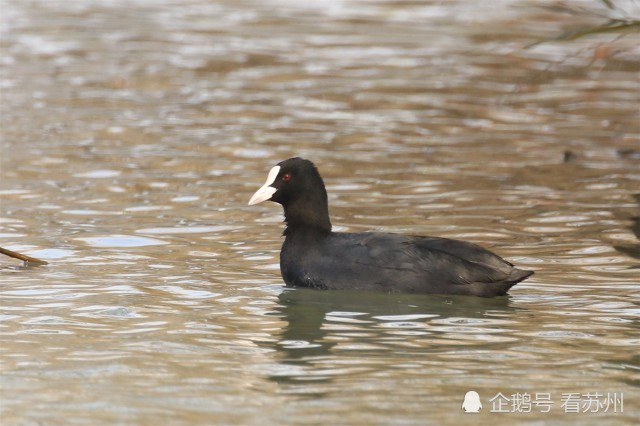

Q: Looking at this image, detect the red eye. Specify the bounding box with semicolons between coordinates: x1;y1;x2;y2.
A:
282;173;292;182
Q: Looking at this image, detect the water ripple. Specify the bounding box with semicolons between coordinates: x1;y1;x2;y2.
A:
75;235;169;247
1;1;639;425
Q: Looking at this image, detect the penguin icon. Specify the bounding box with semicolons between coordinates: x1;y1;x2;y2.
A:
462;391;482;413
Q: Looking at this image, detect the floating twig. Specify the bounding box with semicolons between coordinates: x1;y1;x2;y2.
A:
0;246;49;266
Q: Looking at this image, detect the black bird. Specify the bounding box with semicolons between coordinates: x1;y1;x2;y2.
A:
248;158;533;297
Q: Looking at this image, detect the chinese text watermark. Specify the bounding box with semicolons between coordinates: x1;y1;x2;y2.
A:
462;391;623;414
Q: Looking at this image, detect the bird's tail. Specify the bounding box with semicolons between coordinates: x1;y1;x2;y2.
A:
503;268;534;292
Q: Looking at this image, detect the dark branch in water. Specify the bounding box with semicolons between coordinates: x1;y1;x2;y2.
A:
0;247;49;266
600;0;617;12
526;19;640;48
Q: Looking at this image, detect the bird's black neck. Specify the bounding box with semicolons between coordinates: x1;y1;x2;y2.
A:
282;197;332;237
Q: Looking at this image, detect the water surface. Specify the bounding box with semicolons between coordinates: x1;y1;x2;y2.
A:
1;0;639;425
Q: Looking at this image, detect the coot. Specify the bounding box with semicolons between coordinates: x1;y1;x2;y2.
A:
248;157;533;296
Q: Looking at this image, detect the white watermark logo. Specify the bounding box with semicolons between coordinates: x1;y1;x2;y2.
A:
462;391;482;413
462;391;623;414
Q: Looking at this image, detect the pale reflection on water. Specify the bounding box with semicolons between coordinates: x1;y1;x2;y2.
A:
1;0;639;425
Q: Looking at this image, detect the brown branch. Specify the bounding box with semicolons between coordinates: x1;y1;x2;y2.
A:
526;20;640;49
0;246;49;265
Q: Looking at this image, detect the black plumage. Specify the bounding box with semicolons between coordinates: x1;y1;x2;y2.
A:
249;157;533;297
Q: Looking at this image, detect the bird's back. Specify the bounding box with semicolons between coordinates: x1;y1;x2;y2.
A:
281;231;533;296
